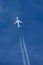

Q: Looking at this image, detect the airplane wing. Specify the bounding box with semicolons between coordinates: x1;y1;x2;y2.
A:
19;20;23;23
13;21;17;24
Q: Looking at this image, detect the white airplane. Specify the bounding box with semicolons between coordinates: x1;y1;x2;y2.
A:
13;17;23;28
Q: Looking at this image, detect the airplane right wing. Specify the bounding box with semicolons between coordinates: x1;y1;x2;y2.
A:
13;21;17;24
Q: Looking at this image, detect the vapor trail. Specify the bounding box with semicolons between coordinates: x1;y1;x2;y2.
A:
19;37;26;65
22;35;30;65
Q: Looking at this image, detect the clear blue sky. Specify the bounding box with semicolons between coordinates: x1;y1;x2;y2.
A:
0;0;43;65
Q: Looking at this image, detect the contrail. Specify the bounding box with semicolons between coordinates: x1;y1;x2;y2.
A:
19;37;26;65
22;35;30;65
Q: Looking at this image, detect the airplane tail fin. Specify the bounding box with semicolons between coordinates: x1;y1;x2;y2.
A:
18;24;21;28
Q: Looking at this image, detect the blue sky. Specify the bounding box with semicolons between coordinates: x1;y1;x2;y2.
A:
0;0;43;65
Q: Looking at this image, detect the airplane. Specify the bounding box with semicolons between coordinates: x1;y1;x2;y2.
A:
13;17;23;28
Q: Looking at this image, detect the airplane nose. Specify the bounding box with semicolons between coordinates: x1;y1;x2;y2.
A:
16;17;18;20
